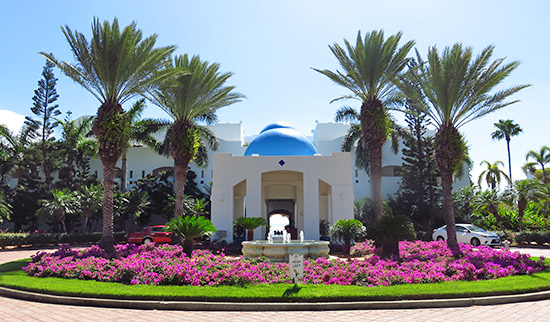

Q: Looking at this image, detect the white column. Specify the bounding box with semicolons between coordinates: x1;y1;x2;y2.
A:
211;185;233;242
303;174;320;240
246;174;263;240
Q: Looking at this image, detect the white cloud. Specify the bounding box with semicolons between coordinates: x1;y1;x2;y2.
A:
0;110;25;134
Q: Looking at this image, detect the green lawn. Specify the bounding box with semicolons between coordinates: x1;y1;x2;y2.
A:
1;258;550;302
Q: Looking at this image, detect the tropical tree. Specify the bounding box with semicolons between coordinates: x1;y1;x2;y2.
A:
491;120;522;184
314;30;414;222
119;99;169;192
504;179;547;230
24;59;61;188
471;190;502;225
42;18;176;251
165;215;217;257
367;214;416;259
234;217;267;241
523;146;550;183
56;114;97;185
36;189;77;233
73;184;103;232
329;219;366;256
0;191;11;223
397;44;528;257
336;106;405;174
477;160;510;190
146;54;243;218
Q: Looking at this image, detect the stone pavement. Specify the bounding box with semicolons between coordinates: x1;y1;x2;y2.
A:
1;246;550;322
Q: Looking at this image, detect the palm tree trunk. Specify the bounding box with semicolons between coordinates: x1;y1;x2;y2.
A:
121;151;128;192
174;155;191;218
360;98;387;222
506;139;512;185
99;160;116;253
183;237;194;257
369;145;384;222
440;169;462;258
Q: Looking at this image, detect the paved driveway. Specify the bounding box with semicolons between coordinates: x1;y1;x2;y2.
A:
1;246;550;322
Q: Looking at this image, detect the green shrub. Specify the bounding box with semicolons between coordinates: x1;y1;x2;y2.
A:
0;232;128;248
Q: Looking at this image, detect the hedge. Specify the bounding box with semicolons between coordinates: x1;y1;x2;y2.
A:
0;232;128;249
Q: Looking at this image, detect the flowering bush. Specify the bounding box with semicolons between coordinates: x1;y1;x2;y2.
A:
350;239;376;256
23;241;547;287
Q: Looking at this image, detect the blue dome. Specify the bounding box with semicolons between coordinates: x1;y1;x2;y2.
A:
259;122;295;134
244;125;318;156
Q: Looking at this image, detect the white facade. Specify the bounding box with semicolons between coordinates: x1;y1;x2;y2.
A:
85;121;469;241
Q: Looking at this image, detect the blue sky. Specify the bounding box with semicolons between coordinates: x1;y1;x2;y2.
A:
0;0;547;186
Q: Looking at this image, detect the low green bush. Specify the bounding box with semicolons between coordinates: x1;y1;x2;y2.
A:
0;232;127;248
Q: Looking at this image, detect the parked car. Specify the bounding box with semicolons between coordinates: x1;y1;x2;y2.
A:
127;225;172;244
432;224;501;247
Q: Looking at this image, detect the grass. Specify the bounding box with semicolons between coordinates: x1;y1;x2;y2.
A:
1;258;550;302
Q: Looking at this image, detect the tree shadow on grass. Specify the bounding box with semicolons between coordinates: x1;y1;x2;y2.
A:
282;284;301;297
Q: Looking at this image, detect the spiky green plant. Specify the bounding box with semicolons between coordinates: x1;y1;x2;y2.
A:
234;217;267;241
367;215;416;259
329;219;366;255
165;215;217;257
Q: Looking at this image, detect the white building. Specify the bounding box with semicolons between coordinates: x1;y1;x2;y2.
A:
86;121;469;241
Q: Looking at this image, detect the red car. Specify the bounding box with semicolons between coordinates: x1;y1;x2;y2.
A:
127;225;173;244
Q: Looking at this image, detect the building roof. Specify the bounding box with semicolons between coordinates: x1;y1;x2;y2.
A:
244;122;319;156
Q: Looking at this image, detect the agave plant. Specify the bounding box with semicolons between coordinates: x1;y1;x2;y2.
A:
234;217;267;241
165;215;217;257
329;219;366;256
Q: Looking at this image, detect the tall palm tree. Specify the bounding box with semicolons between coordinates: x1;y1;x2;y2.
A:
146;54;244;218
314;30;414;222
120;99;169;192
504;179;547;230
397;44;528;257
42;18;176;251
523;146;550;183
491;120;522;184
477;160;510;190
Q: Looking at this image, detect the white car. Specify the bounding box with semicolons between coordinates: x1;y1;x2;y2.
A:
432;224;501;247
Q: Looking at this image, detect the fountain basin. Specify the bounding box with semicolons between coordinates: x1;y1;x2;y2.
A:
241;240;330;262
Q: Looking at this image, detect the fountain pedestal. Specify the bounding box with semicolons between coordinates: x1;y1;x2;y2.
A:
241;240;330;262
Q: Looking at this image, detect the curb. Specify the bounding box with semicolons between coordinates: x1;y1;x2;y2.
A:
1;286;550;311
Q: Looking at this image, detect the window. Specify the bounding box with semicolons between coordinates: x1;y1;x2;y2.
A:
129;170;133;178
355;169;358;177
201;170;204;178
142;170;145;177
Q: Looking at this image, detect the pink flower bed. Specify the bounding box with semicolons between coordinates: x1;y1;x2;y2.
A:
23;241;547;287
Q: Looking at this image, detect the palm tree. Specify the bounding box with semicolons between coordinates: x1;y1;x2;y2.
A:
234;217;267;241
477;160;510;190
329;219;366;256
42;18;176;251
165;215;217;257
397;44;529;257
523;146;550;183
336;106;405;175
120;99;169;192
504;179;547;230
472;190;502;225
367;214;416;259
74;184;103;232
146;54;244;218
36;189;77;233
491;120;522;184
57;114;97;184
314;30;415;222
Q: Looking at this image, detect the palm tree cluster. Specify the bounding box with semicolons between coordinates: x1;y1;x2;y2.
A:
0;18;241;252
318;31;528;257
